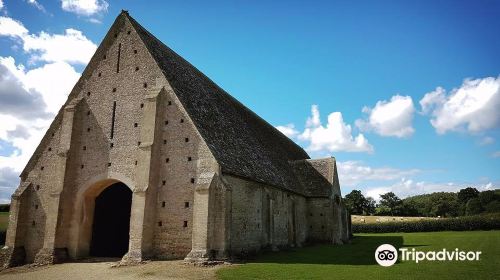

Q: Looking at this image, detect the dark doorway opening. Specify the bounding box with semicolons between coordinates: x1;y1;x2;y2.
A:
90;182;132;257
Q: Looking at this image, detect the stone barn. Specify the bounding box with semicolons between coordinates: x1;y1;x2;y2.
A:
0;11;351;267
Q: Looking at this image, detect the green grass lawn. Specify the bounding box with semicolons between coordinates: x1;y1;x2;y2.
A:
217;231;500;280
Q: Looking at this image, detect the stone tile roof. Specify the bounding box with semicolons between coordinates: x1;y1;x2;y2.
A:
127;13;314;194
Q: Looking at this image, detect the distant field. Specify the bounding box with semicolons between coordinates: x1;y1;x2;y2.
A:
352;215;439;224
217;231;500;280
0;212;9;231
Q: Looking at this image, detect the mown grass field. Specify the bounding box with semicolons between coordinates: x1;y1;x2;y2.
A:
351;215;438;224
217;231;500;280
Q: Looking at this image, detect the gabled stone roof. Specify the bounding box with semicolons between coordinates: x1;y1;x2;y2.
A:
21;11;334;197
126;12;312;194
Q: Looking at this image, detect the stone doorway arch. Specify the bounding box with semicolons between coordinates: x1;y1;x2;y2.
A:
68;175;135;259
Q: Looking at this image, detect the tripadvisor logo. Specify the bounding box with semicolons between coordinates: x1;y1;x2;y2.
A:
375;244;482;266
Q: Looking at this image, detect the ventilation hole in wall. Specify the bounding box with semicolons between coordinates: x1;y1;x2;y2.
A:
135;66;139;71
103;55;107;60
185;137;189;142
165;158;170;163
185;202;189;208
257;209;260;213
40;166;44;171
114;33;118;38
134;49;138;54
190;178;195;184
51;133;55;137
36;185;40;191
35;205;38;209
143;83;148;88
140;103;144;108
83;146;87;151
134;123;138;127
168;101;172;106
187;157;192;161
112;88;117;92
87;91;91;96
108;162;112;167
138;141;141;146
48;147;52;151
87;128;91;132
163;140;167;144
87;111;91;115
81;164;84;169
162;201;166;207
320;213;324;216
183;221;188;228
134;161;138;165
110;143;114;148
32;221;36;227
165;120;169;125
162;180;166;185
257;223;260;228
127;30;131;35
321;225;325;229
180;119;184;123
310;213;313;216
310;226;313;229
98;72;101;77
158;221;162;227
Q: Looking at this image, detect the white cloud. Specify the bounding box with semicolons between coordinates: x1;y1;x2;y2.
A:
0;16;29;37
61;0;108;16
276;123;299;138
26;0;46;12
0;0;3;11
0;16;96;65
479;136;494;146
337;160;420;187
23;28;96;64
298;105;373;153
365;179;496;200
492;151;500;158
420;76;500;134
355;95;415;138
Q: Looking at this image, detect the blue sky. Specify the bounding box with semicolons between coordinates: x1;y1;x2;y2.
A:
0;0;499;202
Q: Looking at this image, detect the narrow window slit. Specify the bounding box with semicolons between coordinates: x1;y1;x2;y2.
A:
117;43;121;73
110;101;116;139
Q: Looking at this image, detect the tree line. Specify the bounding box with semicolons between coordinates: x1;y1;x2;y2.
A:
343;187;500;217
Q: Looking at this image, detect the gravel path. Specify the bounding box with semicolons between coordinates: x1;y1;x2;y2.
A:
0;259;222;280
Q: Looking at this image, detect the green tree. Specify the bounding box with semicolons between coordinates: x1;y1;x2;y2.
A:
484;200;500;213
465;198;483;216
479;190;497;205
379;192;402;216
458;187;479;204
343;190;366;215
363;197;376;215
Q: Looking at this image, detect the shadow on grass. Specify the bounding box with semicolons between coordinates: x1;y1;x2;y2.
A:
245;235;426;265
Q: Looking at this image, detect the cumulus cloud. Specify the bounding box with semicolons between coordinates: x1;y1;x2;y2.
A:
365;179;496;200
61;0;108;16
0;16;97;65
420;76;500;134
0;16;28;37
356;95;415;138
297;105;373;153
276;123;299;138
0;167;20;203
0;61;50;119
492;151;500;158
337;160;420;187
0;0;4;11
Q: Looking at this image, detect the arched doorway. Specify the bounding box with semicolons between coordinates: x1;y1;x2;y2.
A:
89;182;132;257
